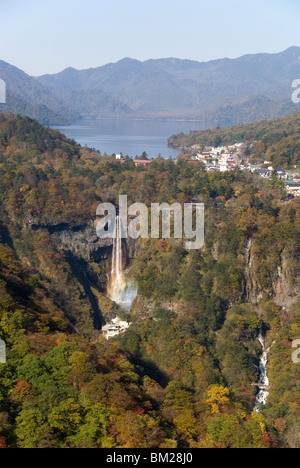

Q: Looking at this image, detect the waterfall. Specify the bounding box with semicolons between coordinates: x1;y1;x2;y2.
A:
108;215;125;304
254;331;271;412
111;215;123;299
108;215;137;311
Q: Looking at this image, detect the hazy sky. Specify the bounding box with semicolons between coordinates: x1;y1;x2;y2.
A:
0;0;299;76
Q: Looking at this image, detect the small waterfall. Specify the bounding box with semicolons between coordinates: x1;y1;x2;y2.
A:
108;216;137;311
254;330;271;412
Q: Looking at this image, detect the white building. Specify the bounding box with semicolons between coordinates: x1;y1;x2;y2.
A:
102;317;131;340
285;181;300;197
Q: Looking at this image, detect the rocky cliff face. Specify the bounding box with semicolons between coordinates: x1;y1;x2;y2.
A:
27;218;138;266
272;256;300;309
51;220;139;319
51;220;138;264
16;219;139;328
245;239;300;310
52;221;113;262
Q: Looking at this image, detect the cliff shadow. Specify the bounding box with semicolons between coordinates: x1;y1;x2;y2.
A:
65;252;104;330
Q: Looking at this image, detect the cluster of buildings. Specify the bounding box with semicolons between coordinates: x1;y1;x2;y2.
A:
189;143;245;172
189;144;300;197
254;167;300;197
284;178;300;197
114;148;300;198
101;317;131;340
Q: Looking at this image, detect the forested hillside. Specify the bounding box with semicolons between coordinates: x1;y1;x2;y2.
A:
169;111;300;168
0;60;72;125
0;113;299;448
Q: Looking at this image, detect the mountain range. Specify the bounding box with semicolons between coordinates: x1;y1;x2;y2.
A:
0;47;300;125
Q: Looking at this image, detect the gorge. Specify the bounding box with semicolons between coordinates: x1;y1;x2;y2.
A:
0;113;299;448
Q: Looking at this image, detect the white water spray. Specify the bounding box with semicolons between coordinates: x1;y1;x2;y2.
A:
108;216;137;311
254;331;271;412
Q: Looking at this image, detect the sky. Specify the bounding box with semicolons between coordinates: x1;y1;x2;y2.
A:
0;0;299;76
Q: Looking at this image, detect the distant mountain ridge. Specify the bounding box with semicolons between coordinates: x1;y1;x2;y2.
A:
0;47;300;125
0;60;73;125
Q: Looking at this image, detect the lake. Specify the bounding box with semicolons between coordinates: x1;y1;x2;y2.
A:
52;119;210;159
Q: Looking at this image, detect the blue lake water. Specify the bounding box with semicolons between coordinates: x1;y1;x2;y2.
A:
52;119;210;159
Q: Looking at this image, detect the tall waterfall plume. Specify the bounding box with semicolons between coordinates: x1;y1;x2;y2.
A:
108;215;137;310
